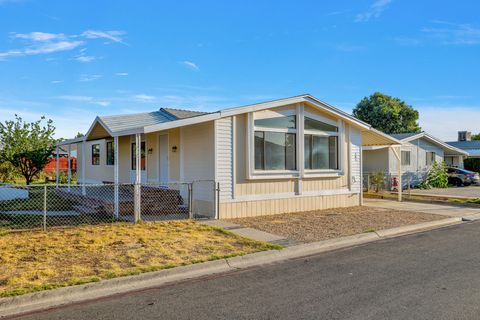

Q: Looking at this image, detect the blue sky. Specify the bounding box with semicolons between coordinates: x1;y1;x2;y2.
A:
1;0;479;140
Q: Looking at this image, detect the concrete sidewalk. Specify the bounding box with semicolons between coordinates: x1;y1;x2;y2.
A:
364;198;480;219
200;220;301;246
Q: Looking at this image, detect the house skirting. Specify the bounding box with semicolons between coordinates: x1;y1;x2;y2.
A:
219;192;360;219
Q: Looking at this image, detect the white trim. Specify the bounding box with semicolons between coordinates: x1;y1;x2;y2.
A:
296;103;304;195
222;188;358;203
179;127;184;182
232;115;237;199
214;119;218;182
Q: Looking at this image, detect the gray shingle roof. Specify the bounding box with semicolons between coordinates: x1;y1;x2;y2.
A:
161;108;208;119
99;111;174;134
388;132;421;140
97;108;211;134
447;140;480;149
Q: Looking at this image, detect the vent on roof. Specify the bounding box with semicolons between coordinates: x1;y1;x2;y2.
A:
458;131;472;142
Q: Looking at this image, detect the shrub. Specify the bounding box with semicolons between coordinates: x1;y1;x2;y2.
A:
369;171;386;192
423;161;449;189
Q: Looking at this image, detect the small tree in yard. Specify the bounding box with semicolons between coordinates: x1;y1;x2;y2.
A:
423;161;449;189
0;115;56;185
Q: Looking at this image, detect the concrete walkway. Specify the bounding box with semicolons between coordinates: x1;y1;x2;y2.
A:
364;198;480;219
200;220;301;246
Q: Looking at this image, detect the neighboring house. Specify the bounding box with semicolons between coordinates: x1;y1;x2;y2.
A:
57;94;399;219
447;131;480;160
363;131;468;187
44;147;77;174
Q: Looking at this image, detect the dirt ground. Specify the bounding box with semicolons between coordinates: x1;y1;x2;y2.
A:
230;206;446;243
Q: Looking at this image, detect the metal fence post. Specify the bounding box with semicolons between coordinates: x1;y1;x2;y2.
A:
43;185;47;231
134;183;141;223
188;183;193;219
215;182;220;220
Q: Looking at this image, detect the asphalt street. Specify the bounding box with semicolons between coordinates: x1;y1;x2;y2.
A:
12;221;480;320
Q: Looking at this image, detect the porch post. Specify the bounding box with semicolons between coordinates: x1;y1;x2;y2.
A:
55;145;59;188
134;133;141;222
114;136;119;219
81;141;86;196
67;144;71;192
391;146;402;202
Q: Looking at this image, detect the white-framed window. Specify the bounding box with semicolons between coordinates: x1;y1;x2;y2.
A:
401;151;411;166
303;113;339;171
253;109;297;171
248;106;342;178
426;151;436;166
91;144;100;165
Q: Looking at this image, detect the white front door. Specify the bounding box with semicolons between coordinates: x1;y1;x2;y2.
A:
158;134;169;184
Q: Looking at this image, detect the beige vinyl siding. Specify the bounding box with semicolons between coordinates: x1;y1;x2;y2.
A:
181;121;215;182
219;193;360;219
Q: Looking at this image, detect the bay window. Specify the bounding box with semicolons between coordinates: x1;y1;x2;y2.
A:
250;108;341;177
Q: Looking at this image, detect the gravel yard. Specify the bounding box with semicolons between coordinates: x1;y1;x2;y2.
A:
230;206;446;243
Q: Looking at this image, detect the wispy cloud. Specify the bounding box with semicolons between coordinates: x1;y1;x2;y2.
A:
13;32;65;42
180;60;200;71
133;94;156;102
0;29;125;61
51;80;64;84
74;48;96;63
355;0;392;22
79;74;102;82
81;30;125;44
421;21;480;45
115;72;128;76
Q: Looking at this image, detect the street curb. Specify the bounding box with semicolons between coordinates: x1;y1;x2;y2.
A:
375;217;462;238
0;217;463;318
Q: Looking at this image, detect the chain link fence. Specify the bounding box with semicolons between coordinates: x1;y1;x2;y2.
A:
363;172;426;193
0;181;218;232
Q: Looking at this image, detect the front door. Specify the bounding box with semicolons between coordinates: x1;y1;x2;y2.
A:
158;134;169;184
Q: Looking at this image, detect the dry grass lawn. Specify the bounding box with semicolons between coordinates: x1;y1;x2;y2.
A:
0;221;280;297
230;206;446;243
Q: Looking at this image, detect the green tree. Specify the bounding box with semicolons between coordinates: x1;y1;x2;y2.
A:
471;133;480;141
353;92;421;134
0;115;56;185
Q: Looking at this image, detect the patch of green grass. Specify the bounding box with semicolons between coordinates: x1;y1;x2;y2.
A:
0;221;281;297
0;188;78;211
364;228;376;233
448;198;480;204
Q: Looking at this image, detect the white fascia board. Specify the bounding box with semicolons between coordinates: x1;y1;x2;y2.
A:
144;112;221;133
362;145;390;151
219;96;305;117
56;137;85;146
112;127;144;137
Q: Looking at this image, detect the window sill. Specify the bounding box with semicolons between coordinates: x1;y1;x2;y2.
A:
248;170;300;180
303;170;344;178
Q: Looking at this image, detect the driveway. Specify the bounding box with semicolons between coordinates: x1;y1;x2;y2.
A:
408;185;480;199
16;221;480;320
365;198;480;218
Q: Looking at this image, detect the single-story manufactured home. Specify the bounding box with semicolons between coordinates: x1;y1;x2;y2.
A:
57;94;401;219
363;131;469;188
